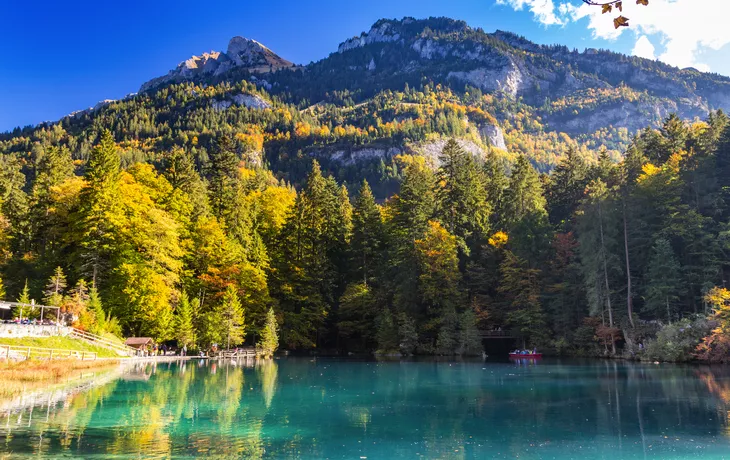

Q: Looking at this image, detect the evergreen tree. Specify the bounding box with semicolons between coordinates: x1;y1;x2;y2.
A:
415;221;462;334
435;139;490;254
547;148;589;231
175;291;196;349
578;180;622;330
644;238;683;323
398;313;419;355
15;280;31;320
87;284;106;333
483;153;509;229
76;130;120;284
498;251;548;346
350;180;384;285
458;309;483;356
502;155;547;228
217;284;246;349
207;135;240;222
0;155;30;254
376;309;399;353
31;145;74;254
257;307;279;358
337;282;377;350
43;266;67;307
436;307;459;355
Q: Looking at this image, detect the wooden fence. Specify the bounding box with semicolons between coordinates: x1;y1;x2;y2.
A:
0;345;97;361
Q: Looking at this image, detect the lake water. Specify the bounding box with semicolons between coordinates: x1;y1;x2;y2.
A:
1;357;730;459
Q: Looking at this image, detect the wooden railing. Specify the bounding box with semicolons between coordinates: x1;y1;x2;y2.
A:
69;328;137;356
0;345;97;361
480;330;518;339
216;348;257;359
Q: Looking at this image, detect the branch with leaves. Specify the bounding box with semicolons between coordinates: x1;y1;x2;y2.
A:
581;0;649;29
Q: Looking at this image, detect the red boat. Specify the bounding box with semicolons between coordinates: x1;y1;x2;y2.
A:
509;353;543;359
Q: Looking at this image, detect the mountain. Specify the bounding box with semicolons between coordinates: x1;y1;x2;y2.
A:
4;17;730;188
138;17;730;135
139;36;294;93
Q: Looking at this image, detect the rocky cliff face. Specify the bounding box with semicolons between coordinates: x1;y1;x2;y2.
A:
133;16;730;139
140;37;293;93
327;18;730;135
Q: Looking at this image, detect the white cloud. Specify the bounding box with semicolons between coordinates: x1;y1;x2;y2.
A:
499;0;730;72
632;35;656;60
496;0;565;26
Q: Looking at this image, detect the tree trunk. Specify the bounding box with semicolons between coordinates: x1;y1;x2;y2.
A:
597;201;614;328
622;201;635;328
598;201;616;355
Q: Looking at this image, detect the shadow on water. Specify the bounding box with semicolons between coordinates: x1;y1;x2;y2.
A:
1;357;730;458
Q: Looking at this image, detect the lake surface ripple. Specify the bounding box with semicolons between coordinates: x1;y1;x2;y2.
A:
1;357;730;459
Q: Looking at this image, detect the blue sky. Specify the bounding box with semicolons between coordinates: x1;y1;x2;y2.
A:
2;0;729;132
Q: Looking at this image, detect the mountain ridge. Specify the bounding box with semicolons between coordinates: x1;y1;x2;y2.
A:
135;16;730;136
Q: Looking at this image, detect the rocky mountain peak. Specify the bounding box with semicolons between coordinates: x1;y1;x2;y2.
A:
139;36;293;93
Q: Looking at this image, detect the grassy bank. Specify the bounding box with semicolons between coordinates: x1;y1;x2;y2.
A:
0;336;122;358
0;359;120;399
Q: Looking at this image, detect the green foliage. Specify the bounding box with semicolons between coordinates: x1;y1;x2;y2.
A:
642;318;713;363
217;284;246;349
376;309;399;354
459;309;483;356
436;308;459;355
644;238;683;322
3;60;730;363
257;308;279;358
435;139;490;254
398;313;419;355
175;292;196;349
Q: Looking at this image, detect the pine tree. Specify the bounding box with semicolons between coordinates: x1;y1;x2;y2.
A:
502;155;547;228
207;135;240;222
644;238;683;323
578;180;622;330
498;252;548;347
270;161;339;348
547;148;589;231
31;145;74;254
398;313;419;355
15;280;32;320
44;266;67;307
175;291;196;349
88;285;106;333
217;284;246;350
257;307;279;358
77;129;121;284
435;139;490;255
375;309;399;354
458;309;483;356
436;307;459;355
0;155;30;253
483;153;509;229
351;180;384;285
337;282;377;350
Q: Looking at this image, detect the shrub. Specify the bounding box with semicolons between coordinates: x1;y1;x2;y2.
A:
642;317;714;362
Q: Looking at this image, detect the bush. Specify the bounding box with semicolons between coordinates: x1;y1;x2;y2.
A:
641;317;714;362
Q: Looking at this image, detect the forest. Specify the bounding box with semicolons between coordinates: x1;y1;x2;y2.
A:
2;107;730;361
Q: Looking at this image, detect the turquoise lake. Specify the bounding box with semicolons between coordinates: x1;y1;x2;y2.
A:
2;358;730;459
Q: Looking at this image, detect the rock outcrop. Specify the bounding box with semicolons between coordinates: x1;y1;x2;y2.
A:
140;37;293;93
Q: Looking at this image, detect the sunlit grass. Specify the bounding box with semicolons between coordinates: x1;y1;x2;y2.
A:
0;336;121;358
0;359;119;399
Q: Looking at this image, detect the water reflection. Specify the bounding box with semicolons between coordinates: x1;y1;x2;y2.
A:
1;358;730;458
